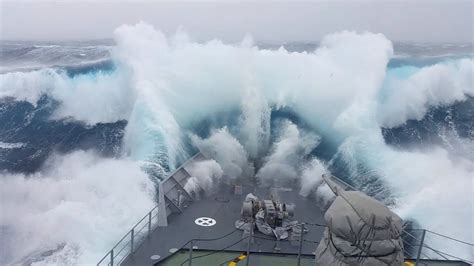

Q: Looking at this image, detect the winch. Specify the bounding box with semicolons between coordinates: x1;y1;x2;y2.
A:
241;195;295;227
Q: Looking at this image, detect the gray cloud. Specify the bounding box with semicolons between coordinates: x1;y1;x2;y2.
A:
0;1;472;43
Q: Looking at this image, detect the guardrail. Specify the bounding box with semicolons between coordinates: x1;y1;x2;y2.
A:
402;228;473;265
173;220;320;266
169;221;473;266
97;205;160;266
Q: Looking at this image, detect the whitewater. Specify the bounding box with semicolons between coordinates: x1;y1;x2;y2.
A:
0;22;473;265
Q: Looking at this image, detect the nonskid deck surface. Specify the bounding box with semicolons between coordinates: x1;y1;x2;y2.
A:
159;251;315;266
122;183;326;266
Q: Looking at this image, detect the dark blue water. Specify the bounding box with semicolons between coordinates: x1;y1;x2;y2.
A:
0;96;125;173
382;97;473;154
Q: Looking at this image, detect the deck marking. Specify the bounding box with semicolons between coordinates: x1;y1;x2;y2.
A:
150;255;161;260
195;217;216;227
169;248;178;253
228;254;247;265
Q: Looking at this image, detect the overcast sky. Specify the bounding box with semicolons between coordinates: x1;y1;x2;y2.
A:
0;0;473;43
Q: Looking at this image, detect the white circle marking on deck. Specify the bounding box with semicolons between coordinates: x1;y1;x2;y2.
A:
169;248;178;253
194;217;216;227
150;255;161;260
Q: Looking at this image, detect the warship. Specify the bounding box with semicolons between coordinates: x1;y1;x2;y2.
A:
97;153;473;266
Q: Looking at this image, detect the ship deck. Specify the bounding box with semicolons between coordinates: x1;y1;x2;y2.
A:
105;153;472;266
122;183;326;266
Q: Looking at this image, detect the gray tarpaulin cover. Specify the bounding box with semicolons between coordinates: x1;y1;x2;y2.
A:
315;189;404;265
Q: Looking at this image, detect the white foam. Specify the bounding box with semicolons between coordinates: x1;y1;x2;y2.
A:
0;151;155;265
299;158;328;198
0;69;58;105
184;159;223;195
0;142;25;149
257;120;320;186
190;127;251;178
379;59;474;128
0;68;132;125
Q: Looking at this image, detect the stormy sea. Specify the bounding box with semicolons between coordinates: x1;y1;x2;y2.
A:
0;23;472;265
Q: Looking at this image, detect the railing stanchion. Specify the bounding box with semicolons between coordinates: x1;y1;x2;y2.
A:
246;220;253;266
188;240;194;266
131;229;135;253
110;249;114;266
297;223;305;266
148;211;152;236
416;229;426;266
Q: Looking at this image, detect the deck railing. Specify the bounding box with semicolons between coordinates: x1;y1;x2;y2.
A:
171;221;472;266
402;228;473;265
97;205;160;266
